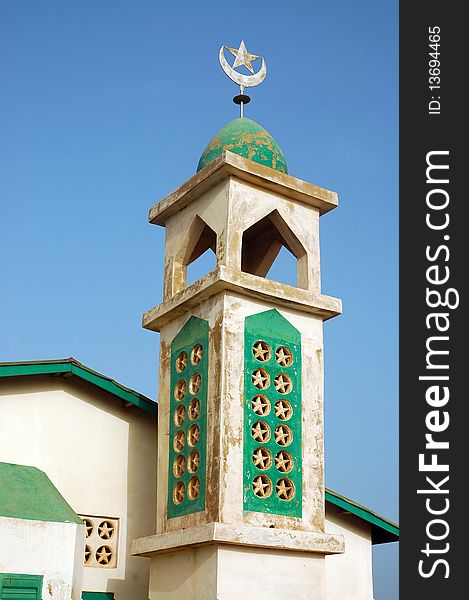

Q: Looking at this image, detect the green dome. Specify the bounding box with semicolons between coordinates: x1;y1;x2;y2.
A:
196;118;288;174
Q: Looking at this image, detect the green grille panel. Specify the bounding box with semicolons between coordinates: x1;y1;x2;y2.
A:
167;316;208;518
243;309;302;518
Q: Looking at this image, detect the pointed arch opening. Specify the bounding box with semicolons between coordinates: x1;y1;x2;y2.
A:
241;210;308;289
184;216;217;286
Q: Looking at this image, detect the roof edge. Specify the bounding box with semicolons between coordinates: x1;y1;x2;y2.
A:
325;488;399;545
0;358;157;416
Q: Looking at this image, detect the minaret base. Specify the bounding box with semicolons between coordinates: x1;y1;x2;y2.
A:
133;523;343;600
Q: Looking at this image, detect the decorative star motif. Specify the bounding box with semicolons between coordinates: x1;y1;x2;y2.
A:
190;373;201;394
189;398;200;420
191;344;204;365
252;369;269;390
251;395;270;415
176;351;187;372
174;405;186;426
188;477;200;499
227;40;260;74
276;346;293;367
252;447;271;469
252;475;271;497
84;545;91;563
252;341;270;361
98;521;114;540
96;545;112;564
251;421;270;442
274;400;292;420
174;430;185;451
274;425;291;446
174;380;186;401
188;451;200;472
83;519;93;537
173;455;185;478
274;374;292;394
275;451;293;473
188;425;200;446
174;482;185;504
276;478;294;500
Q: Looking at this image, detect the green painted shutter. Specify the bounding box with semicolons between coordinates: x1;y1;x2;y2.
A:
81;593;115;600
2;590;38;599
0;574;42;600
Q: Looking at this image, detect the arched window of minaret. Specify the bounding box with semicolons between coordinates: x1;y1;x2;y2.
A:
183;215;217;286
241;209;308;289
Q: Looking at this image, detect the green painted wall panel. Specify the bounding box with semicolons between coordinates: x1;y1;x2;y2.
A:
167;316;208;518
243;309;302;518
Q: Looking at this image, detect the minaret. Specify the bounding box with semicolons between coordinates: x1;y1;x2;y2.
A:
133;42;344;600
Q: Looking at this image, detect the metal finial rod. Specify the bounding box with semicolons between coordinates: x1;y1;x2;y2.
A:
233;85;251;118
219;41;267;118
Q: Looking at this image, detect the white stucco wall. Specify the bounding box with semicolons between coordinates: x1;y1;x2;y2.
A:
325;504;374;600
0;375;157;600
0;516;84;600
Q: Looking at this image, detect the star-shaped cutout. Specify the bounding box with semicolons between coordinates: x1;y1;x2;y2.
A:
189;399;200;420
188;425;200;446
174;430;185;451
275;451;293;473
274;400;292;420
176;351;187;372
253;341;270;361
274;425;291;446
83;519;93;537
227;40;260;74
188;451;200;472
276;478;294;500
174;380;186;401
96;545;113;564
84;545;91;563
251;421;270;442
174;406;186;426
190;373;201;394
251;395;270;415
252;447;271;469
173;455;185;478
98;521;114;540
276;346;293;367
191;344;204;365
174;482;185;504
252;369;269;389
274;374;292;394
252;475;271;497
188;477;200;499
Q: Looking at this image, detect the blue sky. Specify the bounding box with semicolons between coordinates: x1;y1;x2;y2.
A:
1;1;398;596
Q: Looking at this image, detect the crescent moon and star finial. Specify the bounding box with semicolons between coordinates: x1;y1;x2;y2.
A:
219;41;267;118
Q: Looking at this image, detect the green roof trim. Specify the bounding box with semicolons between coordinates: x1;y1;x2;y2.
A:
325;488;399;545
0;462;84;524
0;358;157;416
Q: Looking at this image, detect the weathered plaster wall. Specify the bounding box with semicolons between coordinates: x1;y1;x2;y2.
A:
149;546;218;600
147;544;326;600
0;516;84;600
156;290;325;534
325;505;374;600
0;376;157;600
